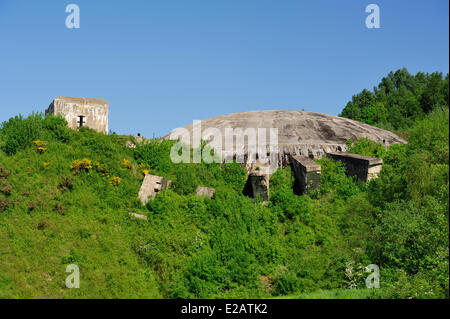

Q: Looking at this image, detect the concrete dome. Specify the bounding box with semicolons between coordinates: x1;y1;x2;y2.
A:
166;110;406;163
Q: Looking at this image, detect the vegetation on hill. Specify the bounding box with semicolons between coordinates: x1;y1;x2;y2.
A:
0;69;448;299
340;68;449;131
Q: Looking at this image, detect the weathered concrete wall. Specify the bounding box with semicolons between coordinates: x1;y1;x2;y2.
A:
196;186;215;198
290;155;321;194
138;174;171;204
46;96;109;134
326;152;383;182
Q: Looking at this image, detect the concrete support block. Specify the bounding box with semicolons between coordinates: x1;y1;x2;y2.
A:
138;174;171;204
326;152;383;182
290;155;321;194
196;186;215;198
129;212;148;220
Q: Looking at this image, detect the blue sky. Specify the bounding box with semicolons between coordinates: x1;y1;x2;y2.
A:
0;0;448;137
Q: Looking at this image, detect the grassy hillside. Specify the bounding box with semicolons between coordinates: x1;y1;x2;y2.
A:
0;89;448;298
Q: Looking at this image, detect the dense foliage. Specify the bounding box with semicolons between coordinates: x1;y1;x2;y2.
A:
0;70;448;298
340;68;449;131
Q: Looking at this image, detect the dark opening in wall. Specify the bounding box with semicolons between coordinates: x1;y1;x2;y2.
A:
77;115;86;127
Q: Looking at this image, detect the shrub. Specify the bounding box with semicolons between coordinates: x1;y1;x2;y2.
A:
59;176;74;192
138;163;151;176
0;181;12;196
316;157;360;199
134;139;174;174
33;140;47;153
71;158;92;174
0;113;43;155
93;161;108;176
0;198;9;211
0;168;11;179
371;198;448;275
109;176;122;186
53;202;66;215
272;269;299;295
120;159;132;170
270;166;295;190
28;202;37;211
37;221;48;230
43;114;71;143
347;138;386;158
270;187;312;222
221;162;247;192
407;108;449;164
173;164;199;195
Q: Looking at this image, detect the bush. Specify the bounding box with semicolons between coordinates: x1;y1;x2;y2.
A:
43;115;71;143
33;140;47;153
273;269;299;295
347;138;386;158
0;198;9;211
0;113;43;155
173;164;199;195
269;187;312;222
316;157;360;199
134;139;174;174
407;108;449;164
371;198;448;275
71;158;93;174
109;176;122;186
0;167;11;179
221;162;247;192
0;181;12;196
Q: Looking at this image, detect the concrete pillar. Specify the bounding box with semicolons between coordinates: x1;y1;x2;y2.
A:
246;171;270;202
326;152;383;182
138;174;171;204
290;155;321;194
243;160;271;202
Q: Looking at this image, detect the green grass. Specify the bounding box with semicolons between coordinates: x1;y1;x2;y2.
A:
0;127;162;298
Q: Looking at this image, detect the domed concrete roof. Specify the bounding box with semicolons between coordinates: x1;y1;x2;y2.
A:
166;110;406;162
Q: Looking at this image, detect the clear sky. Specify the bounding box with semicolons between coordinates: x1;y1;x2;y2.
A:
0;0;448;137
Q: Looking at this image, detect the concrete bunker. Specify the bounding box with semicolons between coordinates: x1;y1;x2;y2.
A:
46;96;109;134
326;152;383;182
166;110;407;169
290;155;321;194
